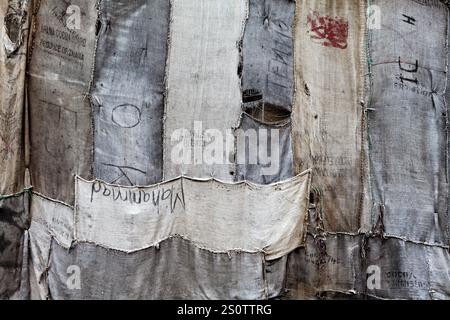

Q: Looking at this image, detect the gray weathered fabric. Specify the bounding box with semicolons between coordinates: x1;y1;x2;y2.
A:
265;256;288;299
48;238;268;300
242;0;295;112
9;230;29;300
235;112;293;184
91;0;169;186
28;194;288;300
317;234;364;296
75;171;311;260
285;233;450;300
427;243;450;300
292;0;369;233
0;192;29;299
284;241;320;299
233;108;295;298
447;9;450;252
368;0;449;245
365;238;432;300
28;0;97;204
163;0;247;181
0;0;29;195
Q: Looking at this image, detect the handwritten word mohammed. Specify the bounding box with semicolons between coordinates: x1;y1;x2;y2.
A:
307;11;349;49
90;181;185;213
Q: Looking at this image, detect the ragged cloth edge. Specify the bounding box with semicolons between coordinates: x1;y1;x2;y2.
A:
0;187;32;201
76;168;312;190
72;234;266;257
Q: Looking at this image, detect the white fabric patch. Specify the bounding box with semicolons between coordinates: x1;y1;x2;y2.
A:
163;0;247;181
74;170;311;260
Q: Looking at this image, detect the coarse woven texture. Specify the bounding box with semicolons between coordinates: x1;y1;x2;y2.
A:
29;194;286;300
235;112;293;184
0;0;29;195
0;192;29;299
292;0;369;233
285;233;450;300
75;170;311;260
242;0;295;112
364;237;450;300
47;238;268;300
28;0;97;204
447;7;450;254
368;0;449;245
163;0;247;181
91;0;169;186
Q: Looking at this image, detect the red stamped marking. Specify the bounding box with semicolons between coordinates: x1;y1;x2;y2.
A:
307;11;349;49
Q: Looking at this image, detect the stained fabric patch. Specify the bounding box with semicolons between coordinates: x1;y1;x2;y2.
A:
284;233;364;299
91;0;169;186
0;192;29;299
306;11;349;49
292;0;369;233
75;171;311;260
28;0;97;204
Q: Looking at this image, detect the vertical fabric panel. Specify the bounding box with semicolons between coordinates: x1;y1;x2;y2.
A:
447;9;450;252
0;0;29;195
163;0;246;181
28;0;97;203
292;0;368;232
242;0;295;112
91;0;169;186
368;0;449;245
